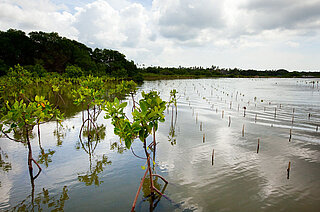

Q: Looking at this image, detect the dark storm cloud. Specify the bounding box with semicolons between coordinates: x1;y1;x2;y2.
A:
242;0;320;31
157;0;224;41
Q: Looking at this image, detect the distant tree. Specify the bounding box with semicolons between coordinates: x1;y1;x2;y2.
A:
0;29;34;67
64;65;83;78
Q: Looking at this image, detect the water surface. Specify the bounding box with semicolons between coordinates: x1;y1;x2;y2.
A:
1;78;319;211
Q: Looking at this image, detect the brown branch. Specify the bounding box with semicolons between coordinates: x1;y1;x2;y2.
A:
152;174;168;184
130;147;147;160
131;168;149;212
31;158;42;180
1;130;24;143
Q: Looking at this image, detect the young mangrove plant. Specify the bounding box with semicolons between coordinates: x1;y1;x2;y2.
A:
103;81;174;211
72;76;107;144
0;95;63;181
168;89;178;146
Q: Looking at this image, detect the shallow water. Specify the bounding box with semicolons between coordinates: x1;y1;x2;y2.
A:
1;78;319;211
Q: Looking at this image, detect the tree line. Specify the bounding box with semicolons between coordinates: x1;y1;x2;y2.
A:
1;29;319;80
0;29;138;79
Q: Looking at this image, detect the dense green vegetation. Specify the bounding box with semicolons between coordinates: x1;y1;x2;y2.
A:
1;29;319;81
0;62;174;209
0;29;139;79
140;66;320;79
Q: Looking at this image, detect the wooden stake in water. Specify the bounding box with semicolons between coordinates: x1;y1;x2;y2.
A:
289;129;292;142
242;124;245;137
212;149;214;166
287;161;291;179
200;122;202;131
203;133;205;143
257;139;260;153
274;107;277;118
228;116;231;127
196;113;198;123
255;114;257;123
243;107;246;117
316;125;318;132
222;110;224;119
308;113;311;120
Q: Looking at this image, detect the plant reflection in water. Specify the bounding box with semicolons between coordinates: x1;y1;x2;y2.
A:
10;184;69;212
77;115;111;186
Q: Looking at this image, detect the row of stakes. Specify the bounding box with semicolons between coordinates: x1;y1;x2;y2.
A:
186;83;315;180
167;81;318;180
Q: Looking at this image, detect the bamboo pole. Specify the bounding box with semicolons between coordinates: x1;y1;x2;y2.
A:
289;129;292;142
196;113;198;123
212;149;214;166
242;124;245;137
287;161;291;179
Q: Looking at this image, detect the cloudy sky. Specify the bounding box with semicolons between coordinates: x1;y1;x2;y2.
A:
1;0;320;70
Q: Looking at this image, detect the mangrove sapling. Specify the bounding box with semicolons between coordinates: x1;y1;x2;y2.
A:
0;95;63;181
168;92;178;146
168;89;178;141
72;76;107;143
103;87;174;211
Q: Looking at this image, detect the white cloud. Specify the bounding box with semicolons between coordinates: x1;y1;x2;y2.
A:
153;0;224;42
0;0;319;70
0;0;77;39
